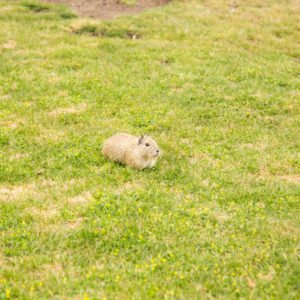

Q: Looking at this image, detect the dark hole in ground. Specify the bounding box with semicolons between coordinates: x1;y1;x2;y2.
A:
71;23;143;39
44;0;169;19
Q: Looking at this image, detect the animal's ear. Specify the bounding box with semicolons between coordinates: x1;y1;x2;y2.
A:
138;135;144;145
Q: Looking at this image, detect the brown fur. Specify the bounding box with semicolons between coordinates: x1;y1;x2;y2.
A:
102;133;160;170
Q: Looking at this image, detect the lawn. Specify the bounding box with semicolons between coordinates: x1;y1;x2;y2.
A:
0;0;299;299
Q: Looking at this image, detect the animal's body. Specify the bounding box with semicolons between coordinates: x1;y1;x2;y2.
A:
102;133;160;170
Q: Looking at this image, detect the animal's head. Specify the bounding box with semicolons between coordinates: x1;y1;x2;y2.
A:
137;135;160;159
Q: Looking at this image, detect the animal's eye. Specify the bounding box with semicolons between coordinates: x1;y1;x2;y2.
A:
145;143;150;147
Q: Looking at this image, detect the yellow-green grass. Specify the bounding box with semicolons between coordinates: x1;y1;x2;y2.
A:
0;0;299;299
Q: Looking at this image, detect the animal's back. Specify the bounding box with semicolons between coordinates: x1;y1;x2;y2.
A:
102;133;137;163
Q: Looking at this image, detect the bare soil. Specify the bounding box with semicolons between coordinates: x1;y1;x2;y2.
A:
46;0;169;19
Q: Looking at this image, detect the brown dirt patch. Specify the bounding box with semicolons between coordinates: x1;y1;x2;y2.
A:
45;0;169;19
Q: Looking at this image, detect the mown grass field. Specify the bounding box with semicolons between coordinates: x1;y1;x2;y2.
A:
0;0;300;299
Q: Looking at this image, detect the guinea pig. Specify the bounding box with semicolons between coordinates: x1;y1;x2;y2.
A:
102;133;160;170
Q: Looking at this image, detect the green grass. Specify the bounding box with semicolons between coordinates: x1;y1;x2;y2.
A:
0;0;300;299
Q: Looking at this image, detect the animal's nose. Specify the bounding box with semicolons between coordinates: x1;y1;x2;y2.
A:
156;150;160;153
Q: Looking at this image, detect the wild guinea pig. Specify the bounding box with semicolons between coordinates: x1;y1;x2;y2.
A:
102;133;160;170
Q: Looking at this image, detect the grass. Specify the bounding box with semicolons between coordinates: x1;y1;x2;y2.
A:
0;0;300;299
